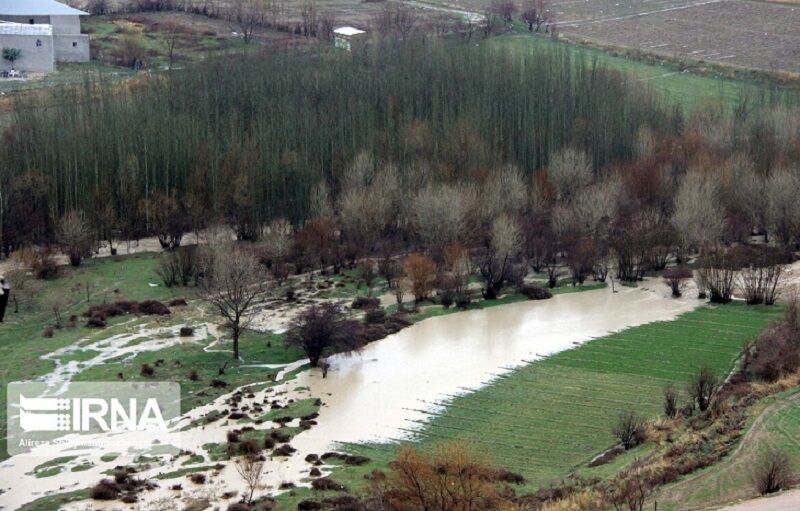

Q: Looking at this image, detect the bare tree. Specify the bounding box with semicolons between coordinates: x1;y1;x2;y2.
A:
738;245;791;305
372;1;419;38
162;20;184;70
235;456;265;504
476;214;522;299
202;247;269;360
672;170;725;253
753;450;793;495
520;0;551;31
284;303;362;367
58;211;95;267
766;169;800;246
611;471;651;511
688;367;718;413
412;183;477;252
612;410;644;449
547;146;593;201
663;385;678;418
231;0;266;43
663;266;692;297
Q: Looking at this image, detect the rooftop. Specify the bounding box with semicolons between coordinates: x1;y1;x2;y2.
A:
0;21;53;35
333;26;366;37
0;0;88;16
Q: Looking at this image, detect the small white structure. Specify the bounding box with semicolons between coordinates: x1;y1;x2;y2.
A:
333;26;365;52
0;0;90;74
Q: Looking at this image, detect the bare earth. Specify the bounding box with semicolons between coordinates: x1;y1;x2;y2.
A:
718;489;800;511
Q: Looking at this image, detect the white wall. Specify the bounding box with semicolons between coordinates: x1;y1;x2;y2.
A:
0;34;55;72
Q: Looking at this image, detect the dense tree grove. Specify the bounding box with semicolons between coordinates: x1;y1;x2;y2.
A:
1;41;800;298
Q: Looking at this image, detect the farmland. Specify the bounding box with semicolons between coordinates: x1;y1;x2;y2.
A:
339;304;780;491
491;35;800;111
421;0;800;75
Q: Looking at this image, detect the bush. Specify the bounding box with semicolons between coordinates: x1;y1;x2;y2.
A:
228;503;252;511
227;430;240;442
180;326;194;337
239;439;261;455
189;369;199;381
169;297;188;307
297;501;322;511
612;410;645;449
90;479;120;500
189;472;207;484
519;285;552;300
139;300;170;315
754;450;793;495
311;478;346;491
29;247;60;279
140;363;155;377
663;386;678;418
41;327;54;338
86;314;108;328
364;309;386;324
351;296;379;310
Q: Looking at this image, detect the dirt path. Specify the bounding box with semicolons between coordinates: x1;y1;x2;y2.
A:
656;392;800;510
717;489;800;511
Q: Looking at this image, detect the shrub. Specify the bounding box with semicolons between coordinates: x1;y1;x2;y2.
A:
228;503;252;511
311;478;346;491
239;439;261;455
754;450;793;495
86;314;107;328
211;379;227;388
41;327;54;338
227;430;240;443
663;386;678;418
663;266;692;297
140;364;155;377
30;247;60;279
273;444;296;456
139;300;170;315
169;298;188;307
189;472;207;484
519;285;552;300
364;308;386;324
351;296;379;309
189;369;199;381
90;479;120;500
180;326;194;337
688;367;718;412
297;501;322;511
612;410;645;449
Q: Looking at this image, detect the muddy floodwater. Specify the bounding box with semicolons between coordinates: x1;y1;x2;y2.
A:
0;282;697;510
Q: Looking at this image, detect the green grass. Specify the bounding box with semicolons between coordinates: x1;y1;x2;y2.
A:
16;489;91;511
331;303;779;493
490;34;800;111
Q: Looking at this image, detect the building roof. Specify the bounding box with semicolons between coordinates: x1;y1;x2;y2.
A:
0;0;88;16
333;26;365;36
0;21;53;35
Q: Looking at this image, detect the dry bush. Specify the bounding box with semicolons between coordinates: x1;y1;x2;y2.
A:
747;298;800;381
379;443;519;511
612;411;645;449
403;253;437;303
663;385;678;418
663;267;692;298
688;367;718;412
753;450;793;495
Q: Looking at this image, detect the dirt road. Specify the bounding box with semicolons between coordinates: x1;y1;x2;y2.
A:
719;490;800;511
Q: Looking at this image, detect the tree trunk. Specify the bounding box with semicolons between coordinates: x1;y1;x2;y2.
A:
232;323;241;360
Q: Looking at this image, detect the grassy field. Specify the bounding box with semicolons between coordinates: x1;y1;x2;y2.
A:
322;304;782;495
490;35;800;111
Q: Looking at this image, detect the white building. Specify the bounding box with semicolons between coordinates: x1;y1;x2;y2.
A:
333;26;366;52
0;0;89;73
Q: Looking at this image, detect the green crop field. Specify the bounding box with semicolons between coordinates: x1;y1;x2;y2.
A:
490;35;800;111
342;304;780;491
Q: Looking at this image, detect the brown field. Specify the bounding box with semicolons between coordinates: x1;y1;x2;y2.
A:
421;0;800;74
